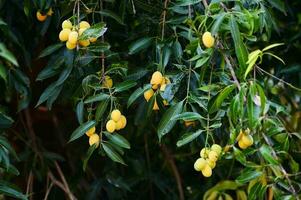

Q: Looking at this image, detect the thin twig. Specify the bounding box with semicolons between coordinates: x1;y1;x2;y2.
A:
43;182;54;200
161;0;169;41
26;170;34;200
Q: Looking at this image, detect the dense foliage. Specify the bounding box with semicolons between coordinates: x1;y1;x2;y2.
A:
0;0;301;199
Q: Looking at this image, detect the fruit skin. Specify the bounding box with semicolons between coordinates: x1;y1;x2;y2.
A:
194;158;207;171
79;40;90;47
153;99;159;110
241;134;253;147
207;159;216;169
200;148;210;158
160;84;167;91
62;20;73;29
59;29;71;42
68;31;79;44
89;134;100;147
201;164;212;177
106;120;116;133
102;75;113;88
152;84;159;90
111;109;121;122
211;144;222;155
66;41;76;50
202;31;215;48
47;8;54;16
115;119;123;130
143;89;154;102
238;139;248;149
79;21;90;29
150;71;163;85
90;37;97;43
86;126;95;137
184;120;195;127
208;151;218;162
120;115;127;129
36;11;47;22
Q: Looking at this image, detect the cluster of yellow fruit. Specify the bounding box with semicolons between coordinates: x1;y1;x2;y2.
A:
237;129;254;149
86;127;100;147
184;120;196;127
36;8;53;22
143;71;170;110
194;144;222;177
102;75;113;88
59;20;97;50
202;31;215;48
106;109;127;133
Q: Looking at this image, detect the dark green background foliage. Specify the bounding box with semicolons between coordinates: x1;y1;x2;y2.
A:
0;0;301;199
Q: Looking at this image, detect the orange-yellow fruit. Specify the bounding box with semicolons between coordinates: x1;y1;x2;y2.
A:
47;8;54;16
208;151;218;162
102;75;113;88
211;144;222;155
79;40;90;47
36;11;47;21
59;29;71;42
207;159;216;169
62;20;73;29
194;158;207;171
152;84;159;90
238;139;248;149
89;134;100;147
160;84;167;91
143;89;154;102
90;37;97;43
79;21;90;29
66;41;76;50
120;115;127;129
115;119;123;130
153;99;159;110
68;31;78;44
111;109;121;122
202;31;215;48
184;120;195;127
78;28;87;36
201;164;212;177
241;134;253;147
106;120;116;133
86;126;96;137
150;71;163;85
200;148;210;158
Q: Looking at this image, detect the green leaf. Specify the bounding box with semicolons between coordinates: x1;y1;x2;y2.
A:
84;93;110;104
127;84;151;108
262;43;284;52
256;83;266;114
129;37;153;55
78;22;107;40
0;112;14;129
158;101;184;141
38;43;64;58
68;120;96;143
259;144;279;165
76;100;84;124
83;145;96;171
95;99;109;122
104;132;130;149
0;43;18;67
96;10;124;25
195;56;210;68
176;129;204;147
209;84;236;113
0;64;7;83
114;80;137;93
0;184;27;200
236;168;263;184
0;136;18;159
171;112;205;121
211;12;227;35
102;142;125;165
263;52;285;64
244;50;261;79
230;15;248;70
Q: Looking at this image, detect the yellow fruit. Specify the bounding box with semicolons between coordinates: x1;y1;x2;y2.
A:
194;158;207;171
36;11;47;22
106;120;116;133
47;8;54;16
102;75;113;88
111;109;121;122
59;29;71;42
211;144;222;155
115;119;123;130
143;89;154;102
161;77;166;85
79;40;90;47
223;145;231;153
238;139;248;149
66;41;76;50
85;126;95;137
68;31;78;44
90;37;97;43
201;164;212;177
79;21;90;29
184;120;195;127
208;151;218;162
152;84;159;90
241;134;253;147
236;129;244;141
78;28;87;36
165;77;171;84
89;134;100;147
207;159;216;169
62;20;73;29
163;100;168;106
153;99;159;110
150;71;163;85
200;148;210;158
202;31;215;48
120;115;127;129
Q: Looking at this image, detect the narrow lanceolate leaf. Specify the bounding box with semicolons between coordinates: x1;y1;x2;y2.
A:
0;43;19;66
176;129;204;147
262;43;284;52
104;132;130;149
0;184;27;200
211;12;227;35
244;50;261;79
96;10;124;25
102;142;125;165
158;101;184;141
209;84;236;113
128;37;153;55
95;99;109;122
127;84;151;108
230;15;248;70
68;120;96;143
0;112;14;129
38;43;64;58
114;80;137;93
83;145;96;171
76;100;84;124
259;144;279;165
236;169;262;184
171;112;205;121
84;93;110;104
78;22;107;40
